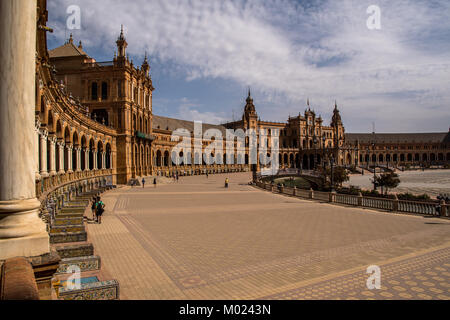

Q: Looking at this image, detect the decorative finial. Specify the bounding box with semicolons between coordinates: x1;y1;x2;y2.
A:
69;33;73;44
78;41;83;50
307;98;310;107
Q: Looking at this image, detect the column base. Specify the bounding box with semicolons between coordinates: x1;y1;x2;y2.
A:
0;233;49;261
0;199;50;261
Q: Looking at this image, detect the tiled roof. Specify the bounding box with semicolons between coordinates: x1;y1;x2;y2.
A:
152;115;227;135
49;42;90;59
345;132;449;144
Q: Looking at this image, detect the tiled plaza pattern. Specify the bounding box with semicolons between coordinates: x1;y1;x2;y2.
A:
86;173;450;300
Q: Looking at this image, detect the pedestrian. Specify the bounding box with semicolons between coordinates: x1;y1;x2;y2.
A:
206;171;209;179
176;173;179;182
153;177;157;188
91;197;97;221
96;197;105;224
142;178;145;188
225;178;229;188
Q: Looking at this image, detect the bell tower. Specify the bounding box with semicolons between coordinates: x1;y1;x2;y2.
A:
116;25;128;58
243;89;258;130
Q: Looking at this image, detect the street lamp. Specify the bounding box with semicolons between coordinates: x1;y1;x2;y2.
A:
372;140;377;191
322;135;326;168
313;136;318;170
330;154;335;192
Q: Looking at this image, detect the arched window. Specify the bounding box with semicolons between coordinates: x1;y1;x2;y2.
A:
92;82;98;100
101;82;108;100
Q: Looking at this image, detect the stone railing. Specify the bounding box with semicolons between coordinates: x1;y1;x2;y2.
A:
38;172;114;226
36;169;114;199
154;164;248;177
254;181;449;218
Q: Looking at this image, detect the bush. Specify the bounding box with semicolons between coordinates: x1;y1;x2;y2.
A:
397;193;432;202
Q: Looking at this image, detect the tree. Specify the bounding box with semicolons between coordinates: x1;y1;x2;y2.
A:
322;166;350;188
374;171;400;195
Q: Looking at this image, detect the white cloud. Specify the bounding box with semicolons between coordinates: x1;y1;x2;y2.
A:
48;0;450;132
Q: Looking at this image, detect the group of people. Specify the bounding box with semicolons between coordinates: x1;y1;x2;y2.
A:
91;196;105;224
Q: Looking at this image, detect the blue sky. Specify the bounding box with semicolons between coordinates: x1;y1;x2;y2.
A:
47;0;450;133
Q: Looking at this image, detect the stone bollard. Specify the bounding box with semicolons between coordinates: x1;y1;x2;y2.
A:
440;199;446;217
293;187;297;197
358;192;363;206
309;188;314;200
271;184;275;193
280;185;284;194
329;191;336;203
393;194;399;212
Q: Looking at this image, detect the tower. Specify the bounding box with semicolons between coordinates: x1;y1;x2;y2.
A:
331;101;345;163
116;25;128;58
243;89;258;130
141;52;150;76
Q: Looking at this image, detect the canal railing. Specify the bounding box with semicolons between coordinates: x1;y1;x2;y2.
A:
254;181;449;218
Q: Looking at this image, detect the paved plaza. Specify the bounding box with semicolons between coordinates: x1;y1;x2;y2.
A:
86;173;450;300
345;169;450;197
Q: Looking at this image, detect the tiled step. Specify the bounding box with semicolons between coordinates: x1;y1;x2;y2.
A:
59;207;86;214
64;201;89;207
50;224;85;234
50;231;87;244
56;212;84;219
58;279;119;300
55;243;94;259
56;255;101;274
54;217;84;226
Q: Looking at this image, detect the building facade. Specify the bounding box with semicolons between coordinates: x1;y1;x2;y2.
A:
47;19;450;183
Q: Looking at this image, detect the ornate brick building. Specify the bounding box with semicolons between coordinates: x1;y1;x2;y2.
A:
47;22;450;183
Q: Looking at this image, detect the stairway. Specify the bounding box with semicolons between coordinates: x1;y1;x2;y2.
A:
49;186;120;300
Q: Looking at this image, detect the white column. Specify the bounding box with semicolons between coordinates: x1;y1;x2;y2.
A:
76;148;82;172
58;140;65;174
39;130;48;177
48;135;57;176
102;152;106;169
84;149;90;171
35;122;41;180
94;150;98;170
67;145;73;173
0;0;49;260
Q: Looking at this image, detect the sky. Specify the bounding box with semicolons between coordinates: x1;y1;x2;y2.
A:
47;0;450;133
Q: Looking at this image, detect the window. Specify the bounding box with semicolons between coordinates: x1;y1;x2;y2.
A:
91;82;98;100
101;82;108;100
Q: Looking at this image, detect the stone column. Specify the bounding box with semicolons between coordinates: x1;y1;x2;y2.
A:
76;147;82;172
35;123;41;181
48;135;57;176
39;130;48;177
93;149;98;170
67;145;73;173
84;149;90;171
102;152;106;170
57;140;65;174
0;0;49;260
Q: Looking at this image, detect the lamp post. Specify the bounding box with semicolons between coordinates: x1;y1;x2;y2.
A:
313;136;318;171
372;140;377;191
330;154;335;192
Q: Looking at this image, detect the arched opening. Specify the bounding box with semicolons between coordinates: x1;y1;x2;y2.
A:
393;154;398;162
415;154;420;162
101;82;108;100
164;151;169;167
289;154;294;168
106;143;112;169
430;153;436;162
80;135;86;170
407;154;413;162
64;127;71;171
378;154;384;163
309;154;315;169
89;139;95;170
92;82;98;100
156;150;162;167
97;141;104;169
423;154;428;162
400;154;405;162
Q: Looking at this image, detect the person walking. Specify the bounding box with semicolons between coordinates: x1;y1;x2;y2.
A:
225;178;229;188
142;178;146;188
176;173;179;182
91;197;97;221
96;197;105;224
153;178;157;188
